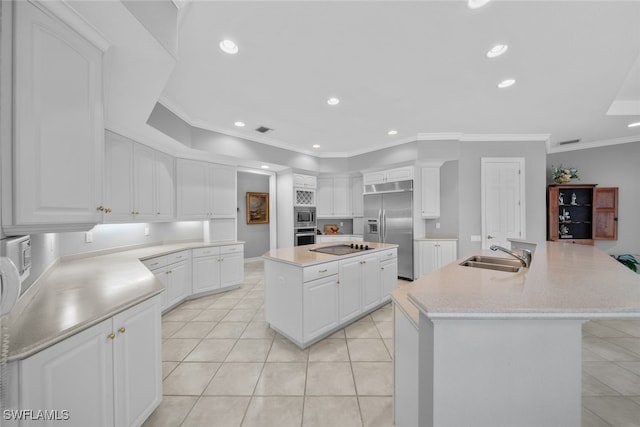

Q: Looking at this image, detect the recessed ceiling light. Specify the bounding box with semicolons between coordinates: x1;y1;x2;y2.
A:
327;97;340;106
261;165;270;169
388;130;398;136
486;44;509;58
219;39;238;55
497;79;516;89
312;144;320;149
628;122;640;128
234;121;245;127
468;0;491;9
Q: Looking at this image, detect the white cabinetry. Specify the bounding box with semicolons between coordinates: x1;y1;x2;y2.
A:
351;175;364;217
421;167;441;218
192;245;244;294
4;1;105;233
17;295;162;427
363;166;414;186
104;132;175;222
176;160;237;220
303;274;340;341
415;240;457;278
338;258;363;323
380;250;399;300
294;174;317;188
394;305;419;427
317;176;350;217
144;251;191;311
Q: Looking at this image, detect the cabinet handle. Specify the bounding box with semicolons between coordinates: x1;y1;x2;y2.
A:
97;206;105;212
105;208;112;214
387;253;393;257
107;333;116;340
381;267;385;270
118;327;126;334
318;269;328;273
176;256;183;259
150;262;159;266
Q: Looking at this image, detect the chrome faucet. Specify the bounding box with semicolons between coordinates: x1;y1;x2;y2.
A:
490;245;532;268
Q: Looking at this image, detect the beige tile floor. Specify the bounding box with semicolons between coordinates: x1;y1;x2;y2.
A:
143;260;640;427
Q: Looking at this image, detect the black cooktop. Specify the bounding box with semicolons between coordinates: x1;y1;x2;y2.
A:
310;243;371;256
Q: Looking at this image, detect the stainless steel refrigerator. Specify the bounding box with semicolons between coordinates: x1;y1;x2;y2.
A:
363;180;413;280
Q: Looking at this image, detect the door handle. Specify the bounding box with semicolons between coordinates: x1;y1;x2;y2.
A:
487;235;494;239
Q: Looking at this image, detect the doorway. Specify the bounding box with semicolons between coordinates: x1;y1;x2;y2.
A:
481;158;526;249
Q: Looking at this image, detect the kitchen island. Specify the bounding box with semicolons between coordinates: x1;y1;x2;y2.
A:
263;241;398;348
391;241;640;427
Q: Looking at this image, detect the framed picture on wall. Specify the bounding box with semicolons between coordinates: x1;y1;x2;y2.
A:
246;192;269;224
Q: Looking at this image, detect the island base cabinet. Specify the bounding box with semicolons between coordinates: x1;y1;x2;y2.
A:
418;315;583;427
303;275;340;341
393;305;419;427
15;295;162;427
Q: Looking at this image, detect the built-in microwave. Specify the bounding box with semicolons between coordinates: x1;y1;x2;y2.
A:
294;206;316;228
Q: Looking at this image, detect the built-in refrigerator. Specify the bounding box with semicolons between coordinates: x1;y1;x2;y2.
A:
363;180;413;280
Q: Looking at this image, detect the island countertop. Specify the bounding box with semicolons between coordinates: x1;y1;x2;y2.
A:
262;241;398;267
405;242;640;320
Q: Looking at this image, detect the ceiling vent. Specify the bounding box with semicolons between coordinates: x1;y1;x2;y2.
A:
558;138;581;145
255;126;273;134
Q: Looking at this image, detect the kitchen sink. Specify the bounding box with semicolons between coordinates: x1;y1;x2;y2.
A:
459;255;522;273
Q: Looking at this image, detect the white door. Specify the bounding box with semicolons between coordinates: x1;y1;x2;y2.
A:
338;258;363;323
220;253;244;288
192;255;221;293
104;132;134;222
134;144;156;221
210;164;237;218
481;158;525;249
155;151;175;221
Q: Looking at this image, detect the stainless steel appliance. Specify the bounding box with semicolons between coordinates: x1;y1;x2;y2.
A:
294;206;316;228
363;180;413;279
294;228;316;246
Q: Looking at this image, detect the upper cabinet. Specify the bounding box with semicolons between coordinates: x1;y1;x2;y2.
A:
294;174;317;189
363;166;414;186
421;167;441;219
317;177;350;218
3;1;106;234
351;175;364;217
103;132;175;223
176;160;237;220
547;185;618;245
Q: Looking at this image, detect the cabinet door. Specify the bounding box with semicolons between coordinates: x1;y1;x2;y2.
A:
547;186;560;241
220;252;244;288
104;132;134;222
437;241;458;268
19;318;114;427
152;267;169;311
338;258;363;323
593;187;618;240
418;241;437;277
192;255;221;293
167;261;190;308
316;178;334;217
363;171;386;185
362;254;381;311
351;176;364;217
386;166;413;183
113;296;162;427
13;1;103;227
155;151;175;221
421;167;440;218
303;276;339;341
176;159;210;220
333;177;351;217
134;144;156;221
211;164;237;218
380;258;398;301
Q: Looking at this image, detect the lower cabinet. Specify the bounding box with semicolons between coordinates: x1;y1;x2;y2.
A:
303;274;340;340
192;245;244;293
415;240;457;278
381;255;398;299
16;295;162;427
147;251;191;311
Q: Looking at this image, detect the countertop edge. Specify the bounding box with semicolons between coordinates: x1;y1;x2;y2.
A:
262;243;399;267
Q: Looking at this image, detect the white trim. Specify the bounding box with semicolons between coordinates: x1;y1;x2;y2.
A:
547;134;640;154
480;157;526;250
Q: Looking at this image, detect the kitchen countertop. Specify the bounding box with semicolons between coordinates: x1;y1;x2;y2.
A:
262;241;398;267
398;242;640;321
5;240;243;362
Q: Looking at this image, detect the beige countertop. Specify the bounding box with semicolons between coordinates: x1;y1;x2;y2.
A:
396;242;640;321
262;241;399;267
5;240;243;362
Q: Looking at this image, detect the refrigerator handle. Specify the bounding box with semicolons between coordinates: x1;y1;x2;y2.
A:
377;209;383;243
382;209;387;242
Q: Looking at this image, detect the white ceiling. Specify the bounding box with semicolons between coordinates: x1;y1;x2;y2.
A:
159;1;640;158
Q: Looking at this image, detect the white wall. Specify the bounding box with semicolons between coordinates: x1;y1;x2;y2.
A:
548;141;640;255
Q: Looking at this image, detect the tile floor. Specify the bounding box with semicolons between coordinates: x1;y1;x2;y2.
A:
143;260;640;427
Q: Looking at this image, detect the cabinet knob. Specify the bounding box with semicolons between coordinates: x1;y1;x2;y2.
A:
319;269;328;273
107;333;116;340
105;208;112;214
118;327;126;334
97;205;105;212
487;235;495;239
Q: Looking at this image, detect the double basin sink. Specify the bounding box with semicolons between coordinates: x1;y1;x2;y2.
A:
460;255;524;273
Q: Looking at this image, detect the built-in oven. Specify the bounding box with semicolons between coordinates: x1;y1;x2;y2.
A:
295;228;316;246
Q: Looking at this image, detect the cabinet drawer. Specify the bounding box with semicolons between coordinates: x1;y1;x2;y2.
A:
378;249;397;260
303;262;339;283
220;244;243;255
192;246;220;258
167;250;190;264
141;255;167;270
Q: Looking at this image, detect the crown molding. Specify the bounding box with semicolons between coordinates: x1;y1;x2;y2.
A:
547;134;640;154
